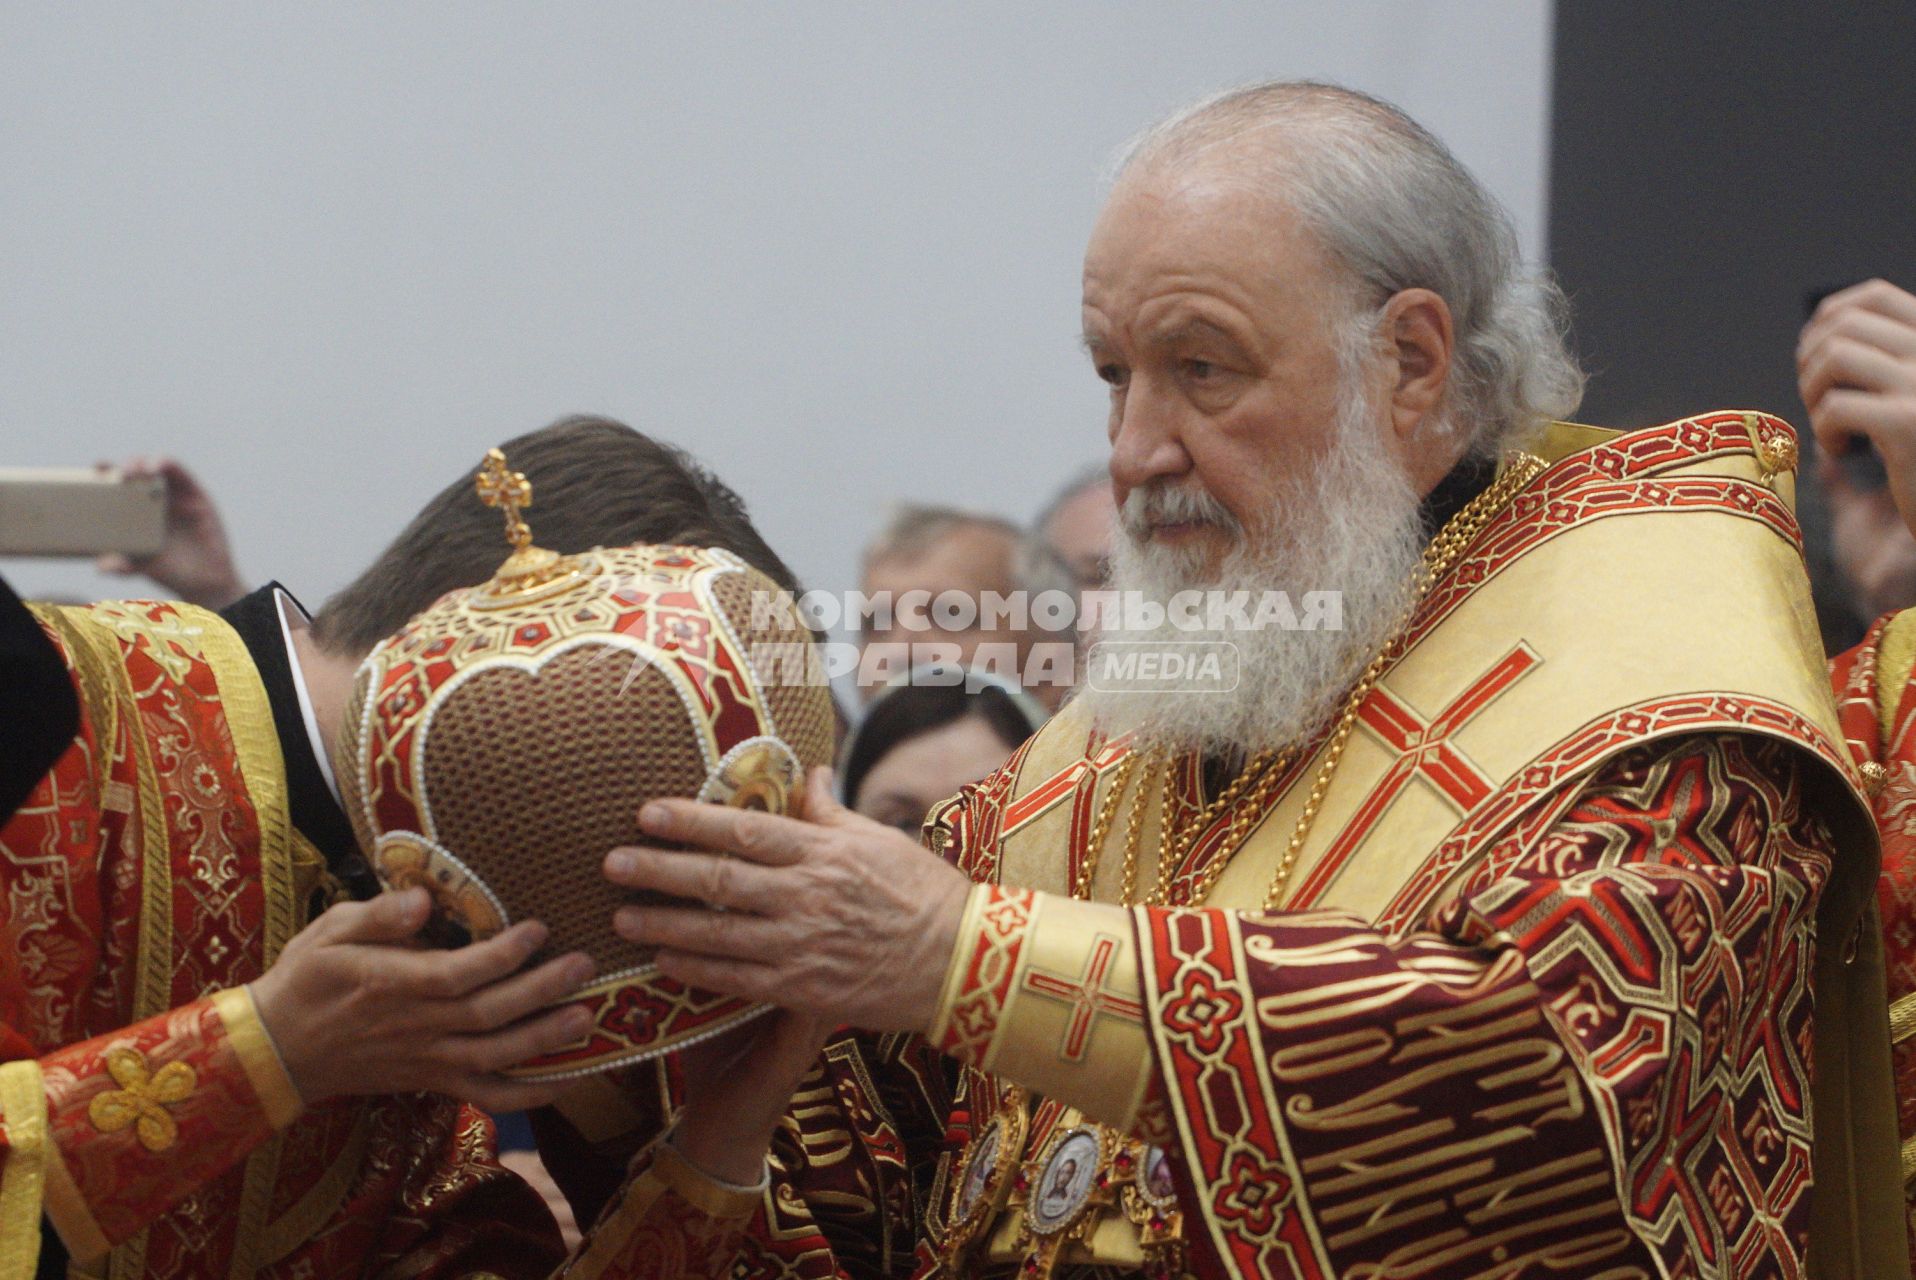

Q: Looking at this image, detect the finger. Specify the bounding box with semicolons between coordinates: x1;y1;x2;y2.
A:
639;798;815;867
1805;305;1916;365
1811;389;1916;456
96;553;133;576
603;846;782;912
454;951;597;1031
802;766;911;842
612;902;789;962
445;1001;596;1075
1815;278;1916;331
802;766;846;824
653;948;785;1004
1814;450;1857;498
154;458;198;491
1800;336;1905;411
384;918;554;1000
1801;305;1916;384
1793;302;1916;383
310;888;431;945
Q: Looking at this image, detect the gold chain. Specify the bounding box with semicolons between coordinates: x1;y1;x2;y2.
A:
1071;748;1141;900
1116;752;1165;906
1254;452;1547;910
1153;747;1288;906
1076;451;1548;912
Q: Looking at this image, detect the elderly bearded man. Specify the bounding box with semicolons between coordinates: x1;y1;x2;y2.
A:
592;83;1903;1279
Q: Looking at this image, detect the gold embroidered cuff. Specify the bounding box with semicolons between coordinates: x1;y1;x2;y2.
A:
929;882;995;1049
560;1135;756;1278
982;895;1154;1133
932;884;1040;1066
218;987;303;1130
652;1139;764;1220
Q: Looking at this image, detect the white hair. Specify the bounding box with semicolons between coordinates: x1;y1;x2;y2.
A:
1114;80;1584;459
1079;367;1425;755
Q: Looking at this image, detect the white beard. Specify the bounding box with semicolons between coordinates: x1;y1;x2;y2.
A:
1079;397;1427;757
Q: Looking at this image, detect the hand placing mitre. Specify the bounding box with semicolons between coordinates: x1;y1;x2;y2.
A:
95;455;247;609
250;887;599;1114
602;768;968;1184
1798;279;1916;539
603;767;971;1036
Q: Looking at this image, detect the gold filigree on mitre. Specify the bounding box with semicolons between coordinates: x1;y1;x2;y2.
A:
470;447;588;606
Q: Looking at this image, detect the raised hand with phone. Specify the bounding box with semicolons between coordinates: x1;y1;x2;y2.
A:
1799;280;1916;621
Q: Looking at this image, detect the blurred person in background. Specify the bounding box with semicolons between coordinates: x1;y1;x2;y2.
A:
858;504;1076;709
840;665;1049;836
1033;463;1116;596
93;456;248;610
1810;278;1916;1268
1825;437;1916;628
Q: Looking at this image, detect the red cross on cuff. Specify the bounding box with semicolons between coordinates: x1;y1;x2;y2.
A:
1019;932;1144;1062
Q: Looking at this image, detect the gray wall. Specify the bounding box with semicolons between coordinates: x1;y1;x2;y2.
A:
0;2;1552;612
1548;0;1916;650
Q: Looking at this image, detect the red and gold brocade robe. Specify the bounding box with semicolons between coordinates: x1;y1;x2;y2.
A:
0;599;563;1279
1830;607;1916;1265
524;413;1907;1280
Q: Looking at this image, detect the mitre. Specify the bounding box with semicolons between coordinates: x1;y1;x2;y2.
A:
337;449;833;1079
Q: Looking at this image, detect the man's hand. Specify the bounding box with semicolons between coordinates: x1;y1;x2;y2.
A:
603;768;971;1035
1798;279;1916;538
95;456;246;609
250;888;597;1112
671;1007;833;1186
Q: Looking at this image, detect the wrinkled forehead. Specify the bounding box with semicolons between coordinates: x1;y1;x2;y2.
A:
1082;159;1345;317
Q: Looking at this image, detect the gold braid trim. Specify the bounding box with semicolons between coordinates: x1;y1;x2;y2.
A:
257;1115;370;1266
1878;609;1916;749
928;884;993;1049
210;988;303;1131
182;606;296;1280
0;1059;48;1280
651;1141;765;1220
1889;989;1916;1048
188;605;297;966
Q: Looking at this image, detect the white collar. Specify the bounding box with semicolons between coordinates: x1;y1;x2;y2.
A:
274;589;341;807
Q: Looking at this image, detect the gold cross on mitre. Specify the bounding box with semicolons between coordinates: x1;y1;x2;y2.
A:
476;448;534;550
470;447;578;597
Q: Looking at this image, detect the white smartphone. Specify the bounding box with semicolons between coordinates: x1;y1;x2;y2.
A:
0;468;168;558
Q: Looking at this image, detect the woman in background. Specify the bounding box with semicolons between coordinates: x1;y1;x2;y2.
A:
840;666;1048;837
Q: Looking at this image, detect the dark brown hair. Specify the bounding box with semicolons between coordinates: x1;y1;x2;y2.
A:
839;676;1044;809
313;415;798;655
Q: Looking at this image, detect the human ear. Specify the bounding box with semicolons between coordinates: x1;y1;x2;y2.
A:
1382;288;1458;489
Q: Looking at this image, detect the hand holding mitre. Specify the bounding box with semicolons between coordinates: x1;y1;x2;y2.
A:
602;767;973;1178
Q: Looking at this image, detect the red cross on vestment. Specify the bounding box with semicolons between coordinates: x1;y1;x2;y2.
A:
1020;932;1144;1062
1287;642;1540;906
